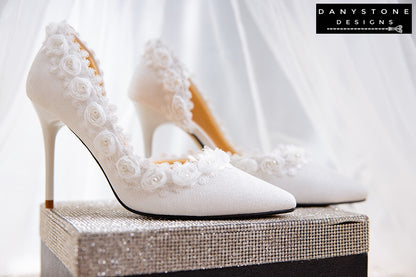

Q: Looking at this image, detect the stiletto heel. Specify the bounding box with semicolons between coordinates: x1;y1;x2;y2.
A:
27;22;296;218
133;102;166;158
129;39;367;206
34;105;63;209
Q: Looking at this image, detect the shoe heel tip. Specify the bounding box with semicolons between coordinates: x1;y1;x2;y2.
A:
45;200;54;209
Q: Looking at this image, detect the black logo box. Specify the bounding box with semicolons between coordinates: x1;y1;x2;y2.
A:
317;3;412;34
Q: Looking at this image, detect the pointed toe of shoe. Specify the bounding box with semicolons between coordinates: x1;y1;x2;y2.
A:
240;175;297;214
264;185;297;212
267;163;367;206
126;166;296;218
188;167;297;217
301;171;367;205
334;175;367;204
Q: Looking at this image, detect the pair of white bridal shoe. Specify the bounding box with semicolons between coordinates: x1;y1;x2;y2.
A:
27;22;366;218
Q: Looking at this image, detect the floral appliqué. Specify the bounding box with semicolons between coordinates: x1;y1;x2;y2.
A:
142;40;194;132
231;145;307;177
42;22;231;193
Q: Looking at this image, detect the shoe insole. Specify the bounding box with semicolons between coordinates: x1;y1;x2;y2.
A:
188;81;237;154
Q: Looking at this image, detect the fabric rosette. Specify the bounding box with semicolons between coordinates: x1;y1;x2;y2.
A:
140;167;168;191
171;162;201;187
60;54;82;76
45;34;69;56
93;130;118;157
84;102;106;127
69;77;92;101
116;156;141;180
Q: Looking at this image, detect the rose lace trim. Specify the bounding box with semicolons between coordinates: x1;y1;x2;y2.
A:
142;40;306;177
230;145;307;177
142;39;242;152
42;22;232;193
142;40;194;132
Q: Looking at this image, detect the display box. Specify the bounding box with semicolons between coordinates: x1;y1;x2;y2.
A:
40;201;369;276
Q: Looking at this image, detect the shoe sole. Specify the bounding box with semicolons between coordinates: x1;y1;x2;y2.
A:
73;131;295;219
297;198;367;207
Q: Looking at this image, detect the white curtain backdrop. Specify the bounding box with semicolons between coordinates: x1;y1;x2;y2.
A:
0;0;415;275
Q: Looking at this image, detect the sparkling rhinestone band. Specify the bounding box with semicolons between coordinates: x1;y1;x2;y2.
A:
40;201;369;276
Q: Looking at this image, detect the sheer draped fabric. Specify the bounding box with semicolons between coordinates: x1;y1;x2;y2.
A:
244;1;416;275
0;0;414;275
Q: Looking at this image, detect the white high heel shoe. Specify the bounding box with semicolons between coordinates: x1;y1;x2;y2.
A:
129;39;367;206
27;22;296;218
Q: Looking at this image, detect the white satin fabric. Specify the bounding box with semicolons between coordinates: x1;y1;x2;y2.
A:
0;0;414;275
